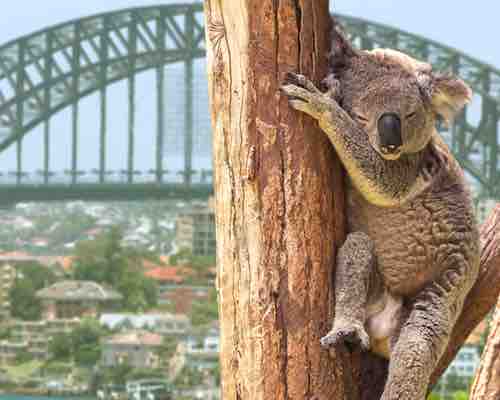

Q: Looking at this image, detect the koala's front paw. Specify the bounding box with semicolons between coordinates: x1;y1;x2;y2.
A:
320;323;370;352
280;72;335;119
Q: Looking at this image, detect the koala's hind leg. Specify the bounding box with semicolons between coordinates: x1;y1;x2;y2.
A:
320;232;377;351
381;268;472;400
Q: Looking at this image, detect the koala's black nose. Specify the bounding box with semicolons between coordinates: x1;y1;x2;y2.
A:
378;113;402;153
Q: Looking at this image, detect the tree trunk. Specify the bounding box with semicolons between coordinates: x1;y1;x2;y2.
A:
470;295;500;400
204;1;350;399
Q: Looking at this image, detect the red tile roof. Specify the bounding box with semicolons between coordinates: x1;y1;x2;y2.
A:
142;259;163;270
144;267;184;283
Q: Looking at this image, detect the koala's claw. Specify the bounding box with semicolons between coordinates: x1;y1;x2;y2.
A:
281;73;334;119
320;325;370;352
284;72;321;94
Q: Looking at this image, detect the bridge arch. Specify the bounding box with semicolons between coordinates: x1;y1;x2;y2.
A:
0;5;497;201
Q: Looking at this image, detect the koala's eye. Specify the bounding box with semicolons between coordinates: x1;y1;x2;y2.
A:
406;111;417;120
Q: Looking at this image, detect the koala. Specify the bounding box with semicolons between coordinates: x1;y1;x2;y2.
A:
280;24;480;400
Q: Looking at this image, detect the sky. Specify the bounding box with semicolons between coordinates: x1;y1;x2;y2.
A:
0;0;496;66
0;0;497;180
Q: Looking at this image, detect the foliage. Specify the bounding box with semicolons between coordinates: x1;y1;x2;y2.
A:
13;352;34;366
211;364;221;386
49;318;103;366
169;248;192;266
125;367;166;381
453;391;469;400
71;318;103;365
49;333;73;361
3;360;42;381
0;326;12;340
191;254;216;270
445;372;470;392
9;261;56;320
157;335;179;362
173;366;204;389
41;362;72;379
188;287;219;326
99;364;133;386
72;226;158;312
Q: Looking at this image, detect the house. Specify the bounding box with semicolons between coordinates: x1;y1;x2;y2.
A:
36;280;123;320
101;330;163;368
144;267;186;287
183;322;220;371
0;340;29;364
0;319;82;364
100;313;190;336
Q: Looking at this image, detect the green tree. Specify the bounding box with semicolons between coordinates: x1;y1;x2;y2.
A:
72;226;158;312
102;364;133;386
169;248;192;266
211;364;221;386
49;332;73;361
158;335;179;362
189;288;219;326
9;261;56;320
446;371;469;393
71;318;103;365
173;366;204;389
453;391;468;400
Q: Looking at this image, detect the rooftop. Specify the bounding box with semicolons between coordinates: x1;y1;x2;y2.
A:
36;280;123;301
144;267;185;283
102;330;163;346
100;312;189;329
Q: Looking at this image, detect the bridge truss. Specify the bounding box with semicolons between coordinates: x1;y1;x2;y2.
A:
0;4;497;202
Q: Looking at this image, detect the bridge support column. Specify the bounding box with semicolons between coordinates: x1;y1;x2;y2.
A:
156;12;166;184
128;16;137;184
184;9;194;186
15;39;26;185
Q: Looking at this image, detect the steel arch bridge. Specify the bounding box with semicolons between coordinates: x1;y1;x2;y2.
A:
0;3;497;203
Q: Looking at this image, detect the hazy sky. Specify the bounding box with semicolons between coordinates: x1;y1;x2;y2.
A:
0;0;496;66
0;1;497;179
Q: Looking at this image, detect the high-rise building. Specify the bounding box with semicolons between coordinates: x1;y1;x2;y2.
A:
175;199;216;257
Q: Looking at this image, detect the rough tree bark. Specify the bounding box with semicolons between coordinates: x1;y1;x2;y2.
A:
203;1;361;399
470;294;500;400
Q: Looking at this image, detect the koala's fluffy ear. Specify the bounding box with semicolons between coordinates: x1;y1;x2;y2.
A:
424;73;472;123
329;20;357;71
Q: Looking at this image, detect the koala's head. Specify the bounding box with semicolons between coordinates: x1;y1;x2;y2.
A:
329;25;472;161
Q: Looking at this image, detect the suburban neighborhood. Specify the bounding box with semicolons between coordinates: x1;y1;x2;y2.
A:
0;198;220;399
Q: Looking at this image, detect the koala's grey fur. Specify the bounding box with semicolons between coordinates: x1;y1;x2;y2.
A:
280;23;480;400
